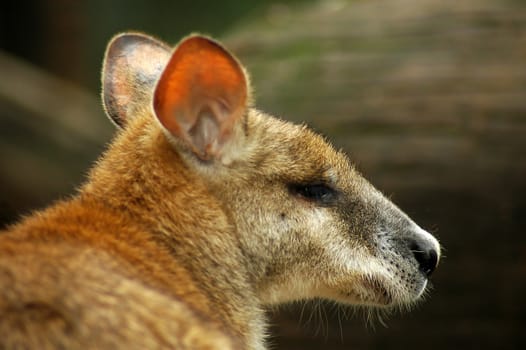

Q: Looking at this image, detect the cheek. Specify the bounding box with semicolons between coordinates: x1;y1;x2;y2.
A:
284;208;351;265
233;189;296;254
295;209;381;279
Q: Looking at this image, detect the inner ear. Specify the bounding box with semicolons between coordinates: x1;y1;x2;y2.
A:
153;35;248;161
102;33;170;127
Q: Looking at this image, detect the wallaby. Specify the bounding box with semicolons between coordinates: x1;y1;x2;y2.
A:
0;32;440;349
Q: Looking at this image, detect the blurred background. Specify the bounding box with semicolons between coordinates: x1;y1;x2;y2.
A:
1;0;525;349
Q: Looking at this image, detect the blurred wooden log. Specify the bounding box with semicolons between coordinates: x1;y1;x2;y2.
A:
225;0;526;195
0;50;112;225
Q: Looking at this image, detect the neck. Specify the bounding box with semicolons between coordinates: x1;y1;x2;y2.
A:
81;118;267;349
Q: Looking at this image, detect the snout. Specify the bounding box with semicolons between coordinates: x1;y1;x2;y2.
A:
408;228;441;278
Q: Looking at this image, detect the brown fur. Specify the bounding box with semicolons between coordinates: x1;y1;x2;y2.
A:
0;33;440;349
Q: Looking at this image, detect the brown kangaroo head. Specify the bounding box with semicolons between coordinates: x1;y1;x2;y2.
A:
101;32;440;309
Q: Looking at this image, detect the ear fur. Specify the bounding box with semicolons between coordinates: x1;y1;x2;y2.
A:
102;32;170;127
153;35;249;161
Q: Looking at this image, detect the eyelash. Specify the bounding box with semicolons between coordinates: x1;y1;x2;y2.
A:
288;183;338;205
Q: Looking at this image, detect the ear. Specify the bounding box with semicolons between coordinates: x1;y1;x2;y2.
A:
102;32;171;127
153;35;248;161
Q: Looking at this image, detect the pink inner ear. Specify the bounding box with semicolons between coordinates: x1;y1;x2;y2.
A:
153;36;247;160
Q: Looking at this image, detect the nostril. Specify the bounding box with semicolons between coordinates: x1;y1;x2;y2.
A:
410;242;439;278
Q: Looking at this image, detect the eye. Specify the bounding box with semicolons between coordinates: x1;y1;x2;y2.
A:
289;183;338;205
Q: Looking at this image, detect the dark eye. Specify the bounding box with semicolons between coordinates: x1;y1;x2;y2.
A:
289;183;338;205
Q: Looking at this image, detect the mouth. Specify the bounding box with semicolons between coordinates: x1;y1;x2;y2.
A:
360;275;393;306
339;271;428;307
336;276;393;307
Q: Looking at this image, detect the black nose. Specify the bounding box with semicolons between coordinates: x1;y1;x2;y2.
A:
410;241;439;277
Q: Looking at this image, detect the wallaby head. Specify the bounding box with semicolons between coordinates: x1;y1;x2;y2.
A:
100;32;441;312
